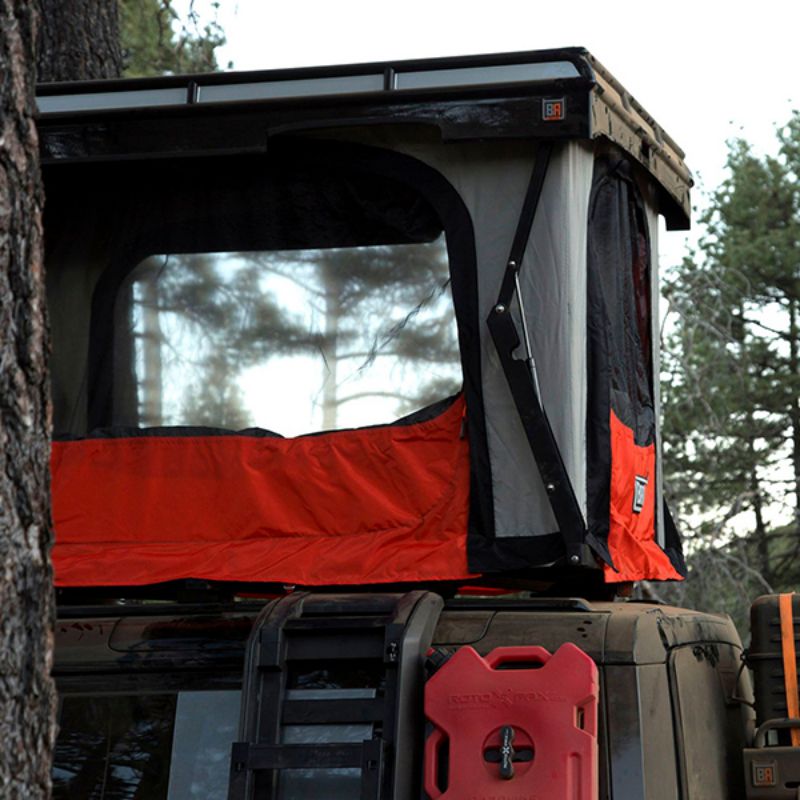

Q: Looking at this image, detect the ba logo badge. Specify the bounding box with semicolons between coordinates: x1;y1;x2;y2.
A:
542;97;566;121
752;761;777;788
633;476;648;514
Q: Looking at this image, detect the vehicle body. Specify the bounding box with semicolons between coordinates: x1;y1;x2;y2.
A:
39;48;782;799
52;595;751;799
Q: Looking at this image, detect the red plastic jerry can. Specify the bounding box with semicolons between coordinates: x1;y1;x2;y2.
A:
424;643;599;799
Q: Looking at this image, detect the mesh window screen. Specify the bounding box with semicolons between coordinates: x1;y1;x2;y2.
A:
113;238;459;435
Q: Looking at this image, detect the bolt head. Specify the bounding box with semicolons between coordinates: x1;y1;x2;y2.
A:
495;304;506;314
569;554;580;564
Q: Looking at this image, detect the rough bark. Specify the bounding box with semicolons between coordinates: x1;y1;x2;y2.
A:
36;0;122;82
0;1;57;797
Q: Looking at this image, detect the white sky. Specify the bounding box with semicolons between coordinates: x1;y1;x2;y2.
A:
178;0;798;266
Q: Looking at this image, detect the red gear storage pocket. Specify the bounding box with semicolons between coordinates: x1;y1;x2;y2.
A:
604;410;682;583
424;643;598;799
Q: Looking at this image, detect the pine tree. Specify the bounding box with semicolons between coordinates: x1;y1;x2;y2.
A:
119;0;225;77
662;114;800;622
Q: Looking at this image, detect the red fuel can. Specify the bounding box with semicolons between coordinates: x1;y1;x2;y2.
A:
424;643;598;799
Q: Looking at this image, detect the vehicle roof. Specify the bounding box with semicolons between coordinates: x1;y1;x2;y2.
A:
36;47;691;227
53;597;740;673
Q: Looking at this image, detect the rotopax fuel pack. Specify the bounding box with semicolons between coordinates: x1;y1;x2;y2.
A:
424;643;599;799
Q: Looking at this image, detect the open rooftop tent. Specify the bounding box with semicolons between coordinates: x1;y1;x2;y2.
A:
40;47;690;590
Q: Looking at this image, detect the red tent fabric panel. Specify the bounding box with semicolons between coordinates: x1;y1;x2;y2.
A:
603;411;682;583
51;397;474;587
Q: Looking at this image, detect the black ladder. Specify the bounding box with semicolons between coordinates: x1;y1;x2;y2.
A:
228;591;443;800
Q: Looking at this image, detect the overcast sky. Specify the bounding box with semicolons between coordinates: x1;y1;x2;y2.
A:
179;0;798;262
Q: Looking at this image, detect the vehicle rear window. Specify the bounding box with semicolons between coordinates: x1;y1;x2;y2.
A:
52;690;240;799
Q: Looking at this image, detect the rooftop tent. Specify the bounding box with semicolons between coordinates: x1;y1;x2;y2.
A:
40;48;690;589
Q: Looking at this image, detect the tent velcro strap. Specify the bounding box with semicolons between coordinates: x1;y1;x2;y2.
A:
779;593;800;746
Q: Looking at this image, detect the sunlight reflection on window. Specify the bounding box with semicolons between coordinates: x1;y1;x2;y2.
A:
115;235;461;435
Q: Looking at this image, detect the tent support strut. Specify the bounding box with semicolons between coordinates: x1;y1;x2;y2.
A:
486;141;614;570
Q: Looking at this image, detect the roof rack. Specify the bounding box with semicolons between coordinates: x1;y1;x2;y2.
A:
37;49;589;115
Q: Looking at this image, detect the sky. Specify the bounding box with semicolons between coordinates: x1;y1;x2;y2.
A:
179;0;799;268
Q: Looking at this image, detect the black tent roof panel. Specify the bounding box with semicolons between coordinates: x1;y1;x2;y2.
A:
36;47;691;228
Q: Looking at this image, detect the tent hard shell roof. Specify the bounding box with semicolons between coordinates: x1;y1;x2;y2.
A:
42;48;691;591
36;47;691;229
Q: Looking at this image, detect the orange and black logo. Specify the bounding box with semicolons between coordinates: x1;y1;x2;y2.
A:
752;761;777;787
542;98;566;122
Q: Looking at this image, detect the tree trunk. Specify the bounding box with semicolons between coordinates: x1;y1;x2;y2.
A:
0;2;57;797
789;298;800;530
321;263;342;430
749;456;772;587
36;0;122;82
0;1;124;795
140;276;163;426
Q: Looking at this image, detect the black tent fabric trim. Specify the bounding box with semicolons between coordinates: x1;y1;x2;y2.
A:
467;531;567;573
663;500;688;579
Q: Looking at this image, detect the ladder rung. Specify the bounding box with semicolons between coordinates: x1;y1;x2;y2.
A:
231;741;376;770
288;636;385;661
282;698;385;724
